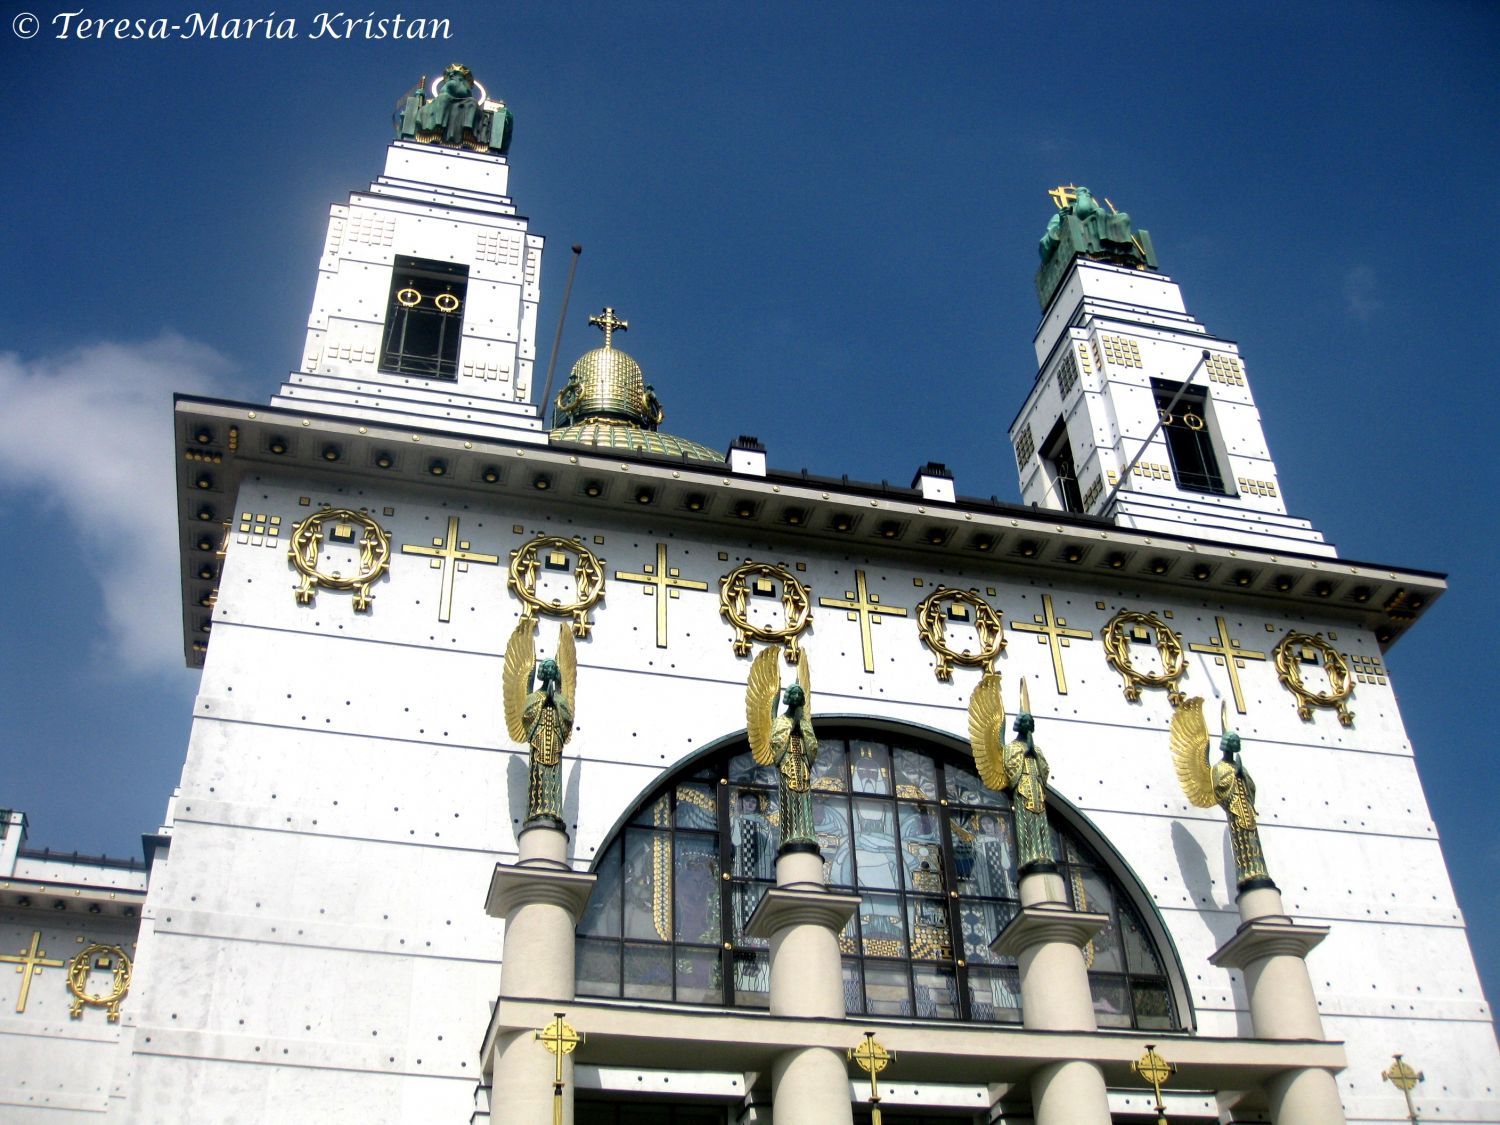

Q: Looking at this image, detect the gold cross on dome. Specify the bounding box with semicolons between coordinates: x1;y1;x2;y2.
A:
615;543;709;648
1188;615;1266;715
1011;593;1093;694
1048;184;1079;209
588;307;629;348
818;569;908;673
1;931;65;1013
400;516;500;622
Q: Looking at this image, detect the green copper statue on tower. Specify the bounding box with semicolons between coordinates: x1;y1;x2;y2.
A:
968;675;1056;873
1171;697;1274;891
394;64;513;155
1035;184;1157;307
746;645;819;853
503;622;576;827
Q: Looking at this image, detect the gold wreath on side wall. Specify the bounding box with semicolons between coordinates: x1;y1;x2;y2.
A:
67;944;132;1022
1273;631;1354;726
508;535;606;638
1100;609;1188;706
718;560;812;664
914;586;1006;681
287;507;393;612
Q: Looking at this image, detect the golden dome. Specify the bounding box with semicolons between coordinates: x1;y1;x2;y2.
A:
554;345;657;426
549;420;723;463
549;306;721;464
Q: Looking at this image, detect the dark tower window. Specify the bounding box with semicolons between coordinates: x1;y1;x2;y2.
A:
379;256;468;380
1152;379;1228;495
1040;418;1085;514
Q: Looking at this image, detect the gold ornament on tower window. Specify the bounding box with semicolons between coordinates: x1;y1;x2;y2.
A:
1273;631;1354;726
915;586;1006;681
719;560;812;663
1101;609;1188;706
288;507;392;612
508;535;606;638
66;943;133;1022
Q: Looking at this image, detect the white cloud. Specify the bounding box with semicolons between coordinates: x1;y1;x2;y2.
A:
0;334;233;675
1342;264;1383;322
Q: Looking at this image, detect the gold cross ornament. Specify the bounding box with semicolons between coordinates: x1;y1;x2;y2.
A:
1048;184;1079;209
588;306;628;348
536;1013;583;1125
1011;593;1092;694
1382;1054;1424;1122
1131;1043;1175;1125
1188;615;1266;714
615;543;709;648
1;931;65;1013
818;569;908;673
400;516;500;622
848;1031;893;1125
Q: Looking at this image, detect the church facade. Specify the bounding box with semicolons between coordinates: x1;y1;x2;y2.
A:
2;68;1496;1124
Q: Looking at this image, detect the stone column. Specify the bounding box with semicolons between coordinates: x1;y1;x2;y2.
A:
1210;885;1345;1125
991;867;1112;1125
746;845;861;1125
483;824;597;1125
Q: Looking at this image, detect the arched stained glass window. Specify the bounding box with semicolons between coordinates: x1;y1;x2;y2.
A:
576;726;1184;1030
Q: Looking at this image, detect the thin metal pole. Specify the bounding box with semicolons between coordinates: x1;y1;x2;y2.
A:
539;244;583;416
1099;349;1210;516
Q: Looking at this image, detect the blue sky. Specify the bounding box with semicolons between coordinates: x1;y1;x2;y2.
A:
2;1;1497;1021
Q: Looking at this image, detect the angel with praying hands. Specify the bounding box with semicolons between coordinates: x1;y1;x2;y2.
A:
968;674;1056;872
503;621;577;827
1170;697;1273;891
746;644;819;852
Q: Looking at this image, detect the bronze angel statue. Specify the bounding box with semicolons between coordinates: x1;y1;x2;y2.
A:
968;675;1056;872
503;621;577;827
1171;697;1273;891
746;644;818;852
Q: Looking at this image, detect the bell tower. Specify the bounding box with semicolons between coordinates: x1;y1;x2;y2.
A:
1009;185;1334;558
273;64;546;444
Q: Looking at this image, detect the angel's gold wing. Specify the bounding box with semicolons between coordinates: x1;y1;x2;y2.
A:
746;645;782;766
1170;696;1216;808
967;673;1009;791
502;621;534;743
556;623;577;714
797;652;812;724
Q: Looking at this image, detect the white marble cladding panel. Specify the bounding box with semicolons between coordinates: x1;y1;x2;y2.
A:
460;279;524;346
1034;261;1193;364
121;1048;472;1125
1328;1009;1500;1124
8;858;147;893
130;909;497;1052
382;141;512;199
307;260;390;333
